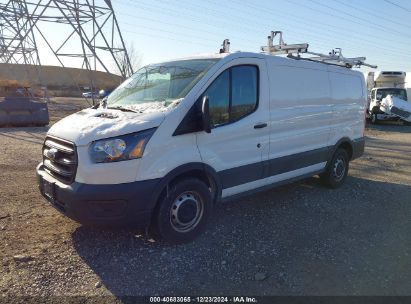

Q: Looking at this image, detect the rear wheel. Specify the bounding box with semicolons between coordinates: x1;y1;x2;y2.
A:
153;178;212;243
320;148;349;189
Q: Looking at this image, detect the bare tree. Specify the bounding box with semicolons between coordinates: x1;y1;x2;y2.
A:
114;42;142;79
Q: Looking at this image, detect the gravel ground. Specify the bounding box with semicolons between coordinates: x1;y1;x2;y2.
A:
0;99;410;298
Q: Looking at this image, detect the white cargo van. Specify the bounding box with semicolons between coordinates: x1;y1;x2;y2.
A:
37;51;366;243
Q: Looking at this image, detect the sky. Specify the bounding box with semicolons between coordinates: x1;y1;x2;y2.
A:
29;0;411;74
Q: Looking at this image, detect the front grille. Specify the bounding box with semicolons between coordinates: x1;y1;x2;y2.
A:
42;136;77;184
391;106;411;119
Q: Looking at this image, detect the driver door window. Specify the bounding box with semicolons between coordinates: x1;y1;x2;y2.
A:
204;65;258;128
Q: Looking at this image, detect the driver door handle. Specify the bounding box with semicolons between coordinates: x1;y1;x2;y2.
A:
254;123;268;129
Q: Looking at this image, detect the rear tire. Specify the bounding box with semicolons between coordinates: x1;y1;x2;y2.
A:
320;148;349;189
153;178;212;244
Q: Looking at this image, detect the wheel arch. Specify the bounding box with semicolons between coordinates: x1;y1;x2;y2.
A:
149;162;222;212
329;137;354;162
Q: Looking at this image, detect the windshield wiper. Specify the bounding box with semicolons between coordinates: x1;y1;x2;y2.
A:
106;105;139;113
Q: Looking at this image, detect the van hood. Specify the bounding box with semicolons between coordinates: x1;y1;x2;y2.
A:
48;107;166;146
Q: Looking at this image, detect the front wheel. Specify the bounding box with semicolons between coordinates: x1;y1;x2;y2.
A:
320;148;349;189
153;178;212;244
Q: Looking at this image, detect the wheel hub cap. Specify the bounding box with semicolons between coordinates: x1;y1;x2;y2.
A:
333;157;345;181
170;191;203;232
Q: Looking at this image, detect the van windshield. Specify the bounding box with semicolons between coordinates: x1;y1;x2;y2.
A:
107;59;219;107
377;88;408;101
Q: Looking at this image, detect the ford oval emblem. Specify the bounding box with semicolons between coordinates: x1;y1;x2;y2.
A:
46;148;58;160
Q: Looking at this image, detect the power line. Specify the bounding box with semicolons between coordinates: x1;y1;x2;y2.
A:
116;0;261;45
120;21;217;45
115;6;260;47
384;0;411;13
282;0;411;58
223;0;411;53
118;0;346;54
121;28;212;49
285;0;407;44
121;24;404;70
115;0;409;70
170;0;411;58
306;0;409;37
250;0;410;47
331;0;411;28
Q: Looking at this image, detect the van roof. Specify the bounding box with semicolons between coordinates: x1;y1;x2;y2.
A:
372;87;406;90
152;52;229;65
157;51;270;63
154;51;364;76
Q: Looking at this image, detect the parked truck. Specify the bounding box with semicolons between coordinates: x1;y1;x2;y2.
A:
366;71;411;125
0;81;49;127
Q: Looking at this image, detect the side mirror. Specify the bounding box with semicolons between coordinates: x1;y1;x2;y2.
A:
201;96;211;133
99;89;106;97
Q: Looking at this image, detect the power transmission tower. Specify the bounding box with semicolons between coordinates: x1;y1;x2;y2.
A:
0;0;133;103
0;0;41;66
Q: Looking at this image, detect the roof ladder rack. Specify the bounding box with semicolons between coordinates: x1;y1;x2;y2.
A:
261;30;377;69
261;31;309;55
306;48;377;68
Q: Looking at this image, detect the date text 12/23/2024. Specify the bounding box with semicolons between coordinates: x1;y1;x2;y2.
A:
149;297;257;303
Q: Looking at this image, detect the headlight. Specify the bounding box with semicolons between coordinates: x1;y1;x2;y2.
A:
89;128;156;163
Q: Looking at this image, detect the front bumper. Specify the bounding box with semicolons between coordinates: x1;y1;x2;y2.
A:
36;163;160;226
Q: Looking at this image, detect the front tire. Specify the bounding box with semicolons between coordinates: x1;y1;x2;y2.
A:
320;148;349;189
153;178;212;244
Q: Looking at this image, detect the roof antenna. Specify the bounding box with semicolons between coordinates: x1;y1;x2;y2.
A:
219;39;230;53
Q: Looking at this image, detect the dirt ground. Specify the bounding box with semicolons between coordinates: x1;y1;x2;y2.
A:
0;98;410;299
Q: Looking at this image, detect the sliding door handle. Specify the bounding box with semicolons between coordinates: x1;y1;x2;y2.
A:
254;123;268;129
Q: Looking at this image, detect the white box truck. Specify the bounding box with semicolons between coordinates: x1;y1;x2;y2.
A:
37;39;367;243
